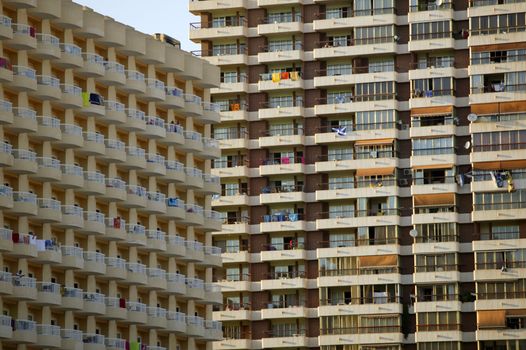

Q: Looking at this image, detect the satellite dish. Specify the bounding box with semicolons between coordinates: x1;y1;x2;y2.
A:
409;229;418;238
467;113;478;122
464;141;471;150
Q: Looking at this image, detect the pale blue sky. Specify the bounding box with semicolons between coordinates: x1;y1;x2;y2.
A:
74;0;199;52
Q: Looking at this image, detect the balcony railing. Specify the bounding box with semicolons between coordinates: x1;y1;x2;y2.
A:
320;266;399;276
412;89;454;98
476;261;526;270
191;46;247;57
415;264;458;273
318;209;399;219
315;8;396;19
190;17;247;29
266;329;306;337
417;324;461;331
320;295;401;305
470;25;526;36
318;237;399;248
474;201;526;211
321;325;400;335
261;184;304;193
470;0;525;6
471;83;526;94
412;146;455;156
262;213;304;222
409;2;453;11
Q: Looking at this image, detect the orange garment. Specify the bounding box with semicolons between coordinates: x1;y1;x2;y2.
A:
281;72;289;80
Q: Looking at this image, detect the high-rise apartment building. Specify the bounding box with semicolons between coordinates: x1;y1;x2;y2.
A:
190;0;526;349
0;0;224;349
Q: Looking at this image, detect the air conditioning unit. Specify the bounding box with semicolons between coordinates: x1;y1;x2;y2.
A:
398;179;409;186
403;169;412;176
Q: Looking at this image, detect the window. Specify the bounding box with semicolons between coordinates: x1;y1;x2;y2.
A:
411;21;451;40
414;223;457;242
417;342;461;350
328;147;353;161
472;130;526;151
355;81;395;101
329;203;355;218
417;312;459;331
327;91;353;104
268;39;301;52
369;57;395;72
415;253;457;272
327;63;352;76
470;12;526;35
355;110;396;129
212;43;244;56
329;176;354;190
355;25;394;44
412;77;453;96
412;137;454;156
326;7;348;19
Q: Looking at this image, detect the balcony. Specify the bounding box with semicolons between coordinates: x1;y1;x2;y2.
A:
166;311;187;334
201;102;221;124
36;198;62;222
192;47;248;67
10;107;37;133
147;307;168;329
0;315;12;339
54;124;83;149
33;75;61;100
411;176;458;196
77;52;105;77
125;263;147;285
471;141;526;165
262;330;308;348
105;338;127;350
12;320;37;344
0;271;12;295
469;25;526;47
60;246;84;270
104;101;127;125
61;287;83;310
261;303;308;320
126;301;148;324
143;78;166;101
184;240;205;262
319;296;402;317
79;93;105;117
189;0;247;12
34;33;60;59
99;61;125;86
37;242;61;265
203;174;221;195
60;329;83;350
123;109;146;131
102;178;127;202
166;235;187;257
82;333;105;350
11;276;37;300
33;157;61;182
6;24;36;50
35;116;61;141
258;16;303;36
58;84;83;109
165;197;186;220
190;19;247;41
314;8;396;31
124;147;146;170
126;224;147;246
57;205;84;229
260;243;307;262
316;177;398;202
0;100;13;125
260;213;305;233
258;43;304;64
58;164;84;188
261;271;307;290
122;70;146;93
81;171;106;195
36;324;61;348
259;130;304;148
260;185;305;205
408;32;457;52
10;65;37;91
186;316;205;338
58;43;83;68
146;230;167;252
314;37;397;60
315;151;398;174
142;154;166;177
147;268;167;290
260;157;305;176
182;94;203;117
160;124;185;147
104;257;127;280
0;143;13;168
166;272;187;295
0;186;12;210
0;16;12;40
414;264;460;284
319;326;403;346
80;292;106;315
104;297;127;320
10;191;38;216
82;251;106;275
103;140;126;164
319;263;401;287
315;93;397;116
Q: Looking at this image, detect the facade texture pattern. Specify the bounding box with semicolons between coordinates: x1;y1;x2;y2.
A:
0;0;224;349
190;0;526;349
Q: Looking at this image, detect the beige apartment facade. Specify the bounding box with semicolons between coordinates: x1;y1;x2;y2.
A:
0;0;224;349
190;0;526;350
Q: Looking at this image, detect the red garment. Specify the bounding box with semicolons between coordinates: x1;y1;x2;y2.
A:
113;217;121;229
119;298;126;308
29;27;36;38
281;72;289;80
12;233;19;243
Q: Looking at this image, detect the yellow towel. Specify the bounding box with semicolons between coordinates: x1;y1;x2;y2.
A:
81;92;90;107
290;71;299;81
271;73;281;83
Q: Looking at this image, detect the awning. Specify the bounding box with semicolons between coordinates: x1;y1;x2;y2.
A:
412;164;454;170
477;310;506;328
355;167;395;177
471;101;526;115
354;138;394;146
414;193;455;206
471;42;526;52
506;309;526;317
359;254;397;267
473;160;526;170
411;105;453;117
